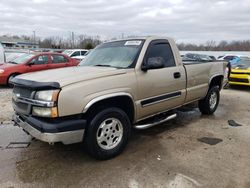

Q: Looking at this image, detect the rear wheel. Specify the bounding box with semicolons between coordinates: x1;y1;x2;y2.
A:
85;107;131;160
198;86;220;115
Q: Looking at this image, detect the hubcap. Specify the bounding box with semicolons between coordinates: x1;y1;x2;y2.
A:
209;92;217;109
96;118;123;150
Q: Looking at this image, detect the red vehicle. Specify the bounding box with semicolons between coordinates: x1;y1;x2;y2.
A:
0;52;79;86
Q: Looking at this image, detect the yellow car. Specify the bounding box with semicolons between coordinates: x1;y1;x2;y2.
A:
229;58;250;86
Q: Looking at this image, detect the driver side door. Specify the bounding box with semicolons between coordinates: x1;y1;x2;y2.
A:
136;40;186;120
26;55;49;73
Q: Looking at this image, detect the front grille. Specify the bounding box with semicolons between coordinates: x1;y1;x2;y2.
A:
13;87;33;98
12;100;30;115
231;72;250;75
229;77;249;83
12;86;34;115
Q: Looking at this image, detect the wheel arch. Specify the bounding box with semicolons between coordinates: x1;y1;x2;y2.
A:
7;72;21;85
83;92;136;123
209;74;224;90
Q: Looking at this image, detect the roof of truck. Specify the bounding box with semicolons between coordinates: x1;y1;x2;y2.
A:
105;36;174;43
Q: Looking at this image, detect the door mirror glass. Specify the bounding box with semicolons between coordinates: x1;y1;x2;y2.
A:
142;57;164;71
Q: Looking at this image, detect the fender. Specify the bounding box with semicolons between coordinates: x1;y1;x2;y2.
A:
82;92;135;113
208;74;224;85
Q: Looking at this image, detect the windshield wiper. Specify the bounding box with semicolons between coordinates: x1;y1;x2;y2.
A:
8;61;17;64
94;64;112;67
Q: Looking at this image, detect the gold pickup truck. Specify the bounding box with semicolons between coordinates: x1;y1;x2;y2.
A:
12;36;227;159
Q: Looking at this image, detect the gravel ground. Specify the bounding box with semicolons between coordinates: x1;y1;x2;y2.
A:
0;86;249;188
0;86;12;124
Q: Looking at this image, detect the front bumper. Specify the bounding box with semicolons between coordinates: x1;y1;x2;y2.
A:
13;113;86;145
229;73;250;86
0;75;8;85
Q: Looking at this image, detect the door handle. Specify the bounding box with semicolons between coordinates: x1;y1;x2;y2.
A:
173;72;181;79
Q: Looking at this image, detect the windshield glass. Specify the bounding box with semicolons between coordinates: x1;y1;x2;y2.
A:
80;40;144;68
62;50;73;56
9;53;35;64
233;58;250;68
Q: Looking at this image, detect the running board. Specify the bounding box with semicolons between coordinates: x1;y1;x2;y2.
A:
134;113;177;130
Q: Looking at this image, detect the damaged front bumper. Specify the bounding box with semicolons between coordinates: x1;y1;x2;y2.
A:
13;113;86;145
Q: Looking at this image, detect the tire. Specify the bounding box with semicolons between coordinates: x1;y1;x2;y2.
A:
7;74;18;87
85;107;131;160
198;86;220;115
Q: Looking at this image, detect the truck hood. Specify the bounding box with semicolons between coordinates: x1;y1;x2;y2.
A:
17;66;127;87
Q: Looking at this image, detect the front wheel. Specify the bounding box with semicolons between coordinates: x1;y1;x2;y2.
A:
85;107;131;160
198;86;220;115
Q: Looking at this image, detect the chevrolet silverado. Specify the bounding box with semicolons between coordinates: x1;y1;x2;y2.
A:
12;36;226;159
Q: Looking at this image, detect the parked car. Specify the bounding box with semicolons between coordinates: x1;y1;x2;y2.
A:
12;36;226;159
80;50;92;61
217;54;249;62
0;52;79;86
0;43;5;63
209;55;216;61
229;57;250;86
182;53;213;62
62;49;89;61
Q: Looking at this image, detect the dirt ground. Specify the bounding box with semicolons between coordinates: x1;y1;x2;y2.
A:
0;86;250;188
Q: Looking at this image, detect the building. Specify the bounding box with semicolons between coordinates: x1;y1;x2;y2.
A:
0;36;39;49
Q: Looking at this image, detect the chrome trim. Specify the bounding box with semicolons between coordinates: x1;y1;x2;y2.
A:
134;114;177;130
139;91;182;107
142;95;181;107
13;114;84;145
13;96;55;107
83;92;134;113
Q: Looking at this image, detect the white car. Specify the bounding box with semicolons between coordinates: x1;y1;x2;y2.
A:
0;43;5;63
62;49;89;60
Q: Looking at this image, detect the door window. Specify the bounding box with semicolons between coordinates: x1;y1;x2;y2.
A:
31;55;48;65
81;51;87;55
71;51;80;57
51;55;68;63
146;42;176;67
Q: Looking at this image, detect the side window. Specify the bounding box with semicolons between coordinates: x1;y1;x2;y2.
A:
51;55;69;64
31;55;48;65
81;51;87;55
71;51;80;57
146;42;176;67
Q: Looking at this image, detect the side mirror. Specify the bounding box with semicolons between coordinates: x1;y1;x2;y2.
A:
142;57;164;71
27;62;34;66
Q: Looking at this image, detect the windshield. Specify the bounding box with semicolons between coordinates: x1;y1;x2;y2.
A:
80;40;144;68
9;53;35;64
233;58;250;68
62;50;73;56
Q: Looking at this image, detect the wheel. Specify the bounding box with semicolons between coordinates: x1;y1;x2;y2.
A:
198;86;220;115
7;74;17;87
85;107;131;160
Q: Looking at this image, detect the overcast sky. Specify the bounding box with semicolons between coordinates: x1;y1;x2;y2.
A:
0;0;250;43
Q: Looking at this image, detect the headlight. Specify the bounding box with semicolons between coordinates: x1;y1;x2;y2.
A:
32;106;58;118
0;69;5;74
33;90;60;118
35;90;60;101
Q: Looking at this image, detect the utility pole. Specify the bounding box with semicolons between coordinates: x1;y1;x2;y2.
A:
72;32;74;48
33;31;36;43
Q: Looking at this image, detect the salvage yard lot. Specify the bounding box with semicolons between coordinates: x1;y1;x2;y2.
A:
0;86;250;188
